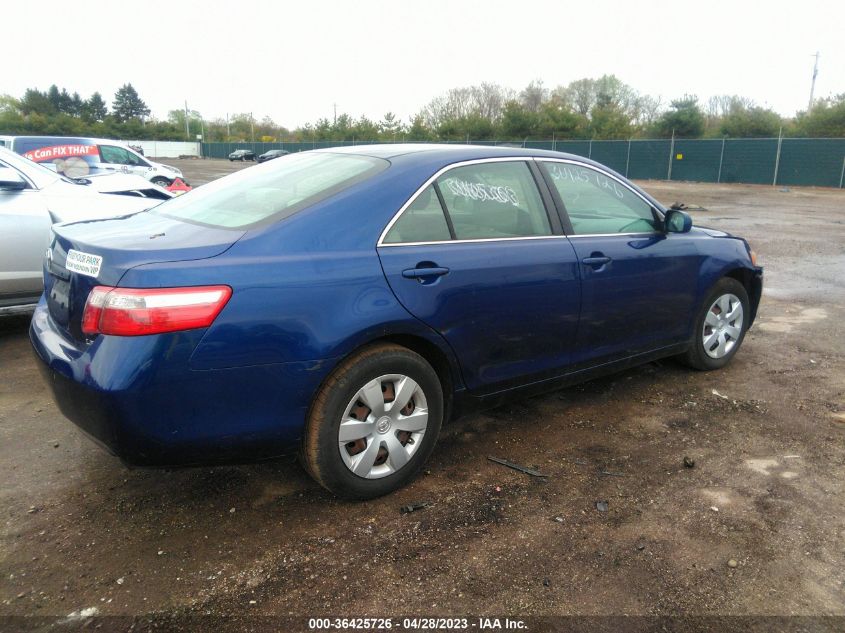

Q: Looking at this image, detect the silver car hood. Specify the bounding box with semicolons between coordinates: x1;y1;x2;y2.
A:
82;172;173;196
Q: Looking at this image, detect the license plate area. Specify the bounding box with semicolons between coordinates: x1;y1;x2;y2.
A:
47;275;72;327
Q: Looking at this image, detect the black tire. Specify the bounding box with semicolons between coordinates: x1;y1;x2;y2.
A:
151;177;170;188
302;343;443;499
680;277;750;371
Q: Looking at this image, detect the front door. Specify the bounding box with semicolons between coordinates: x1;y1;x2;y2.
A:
538;160;700;367
378;159;581;393
98;144;151;179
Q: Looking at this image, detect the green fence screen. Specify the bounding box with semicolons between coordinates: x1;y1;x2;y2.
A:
201;138;845;188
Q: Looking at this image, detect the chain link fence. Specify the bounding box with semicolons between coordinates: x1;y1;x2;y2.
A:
201;138;845;188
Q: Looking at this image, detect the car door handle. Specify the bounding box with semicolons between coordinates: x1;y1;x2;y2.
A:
582;256;612;266
402;267;450;279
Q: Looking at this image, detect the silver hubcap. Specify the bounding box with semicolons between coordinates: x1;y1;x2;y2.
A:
702;293;744;359
338;374;428;479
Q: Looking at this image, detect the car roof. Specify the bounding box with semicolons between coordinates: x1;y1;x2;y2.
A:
311;143;633;180
306;143;667;215
313;143;586;163
3;135;129;144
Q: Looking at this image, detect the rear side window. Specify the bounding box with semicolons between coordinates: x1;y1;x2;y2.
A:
541;162;658;235
155;152;387;229
383;185;451;244
436;162;551;240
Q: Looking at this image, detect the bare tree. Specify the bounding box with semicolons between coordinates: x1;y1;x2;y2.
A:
556;78;596;116
519;79;548;113
633;95;662;127
706;95;754;118
419;83;515;127
470;83;515;121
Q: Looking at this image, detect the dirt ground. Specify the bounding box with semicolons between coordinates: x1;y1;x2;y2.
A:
1;159;844;630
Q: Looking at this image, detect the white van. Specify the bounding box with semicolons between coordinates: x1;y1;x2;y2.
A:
0;136;186;187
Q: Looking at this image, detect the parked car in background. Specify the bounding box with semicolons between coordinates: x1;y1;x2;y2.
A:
257;149;290;163
0;146;171;314
228;149;256;161
30;145;762;499
0;136;185;188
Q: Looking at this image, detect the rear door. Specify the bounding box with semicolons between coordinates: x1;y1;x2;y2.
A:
538;159;700;366
377;159;581;394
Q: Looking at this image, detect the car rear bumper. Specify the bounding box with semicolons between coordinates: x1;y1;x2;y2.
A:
29;300;334;466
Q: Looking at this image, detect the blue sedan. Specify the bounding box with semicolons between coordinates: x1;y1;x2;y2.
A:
30;145;762;498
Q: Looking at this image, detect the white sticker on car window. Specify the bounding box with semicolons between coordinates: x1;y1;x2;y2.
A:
444;178;520;207
547;164;626;199
65;249;103;278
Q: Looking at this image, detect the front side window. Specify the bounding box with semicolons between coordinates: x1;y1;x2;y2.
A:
383;185;451;244
155;152;387;229
99;145;147;166
0;159;32;189
436;161;551;240
542;162;658;235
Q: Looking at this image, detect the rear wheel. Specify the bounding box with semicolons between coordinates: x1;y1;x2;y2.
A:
681;277;749;370
302;343;443;499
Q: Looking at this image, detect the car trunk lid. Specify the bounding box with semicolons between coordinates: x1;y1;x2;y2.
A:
44;211;245;341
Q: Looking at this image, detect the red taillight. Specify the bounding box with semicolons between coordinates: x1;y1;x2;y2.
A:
81;285;232;336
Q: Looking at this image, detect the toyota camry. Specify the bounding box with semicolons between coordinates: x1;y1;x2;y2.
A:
30;145;762;498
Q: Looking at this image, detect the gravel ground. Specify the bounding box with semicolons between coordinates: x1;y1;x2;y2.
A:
1;159;843;631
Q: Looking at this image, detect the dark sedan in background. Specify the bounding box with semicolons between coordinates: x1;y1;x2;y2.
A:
227;149;255;161
30;145;762;499
257;149;290;163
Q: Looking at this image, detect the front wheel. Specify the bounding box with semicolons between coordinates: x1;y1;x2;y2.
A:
151;176;170;188
302;343;443;499
680;277;750;371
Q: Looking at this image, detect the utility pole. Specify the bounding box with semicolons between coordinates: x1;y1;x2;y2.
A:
226;113;230;139
333;103;337;126
250;112;255;143
808;51;820;111
667;129;675;181
184;100;190;140
773;125;784;186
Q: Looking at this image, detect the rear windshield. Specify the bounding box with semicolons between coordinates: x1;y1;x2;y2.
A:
153;152;387;229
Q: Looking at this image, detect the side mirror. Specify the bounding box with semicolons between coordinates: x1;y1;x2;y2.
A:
664;209;692;233
0;167;27;191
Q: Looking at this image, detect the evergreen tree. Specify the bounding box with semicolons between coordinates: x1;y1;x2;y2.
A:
19;88;55;115
654;95;705;138
47;85;62;112
82;92;108;122
112;83;150;122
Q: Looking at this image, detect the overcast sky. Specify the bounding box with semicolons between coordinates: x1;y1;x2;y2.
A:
5;0;843;128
